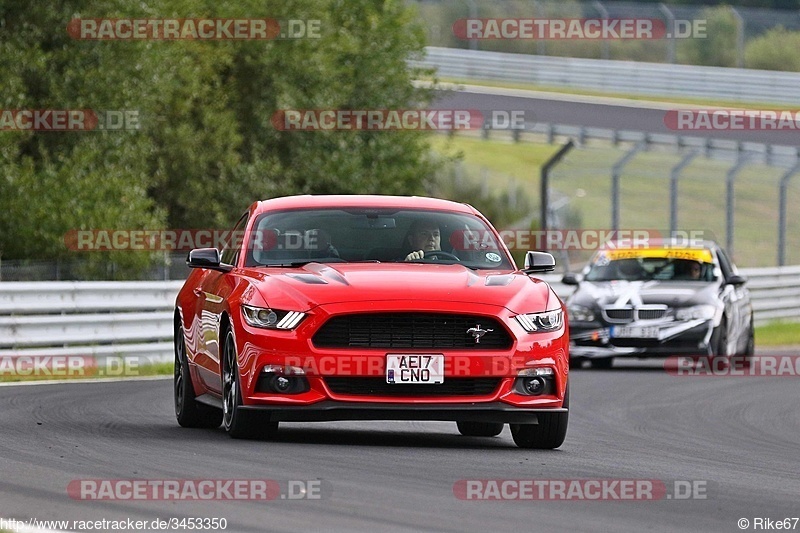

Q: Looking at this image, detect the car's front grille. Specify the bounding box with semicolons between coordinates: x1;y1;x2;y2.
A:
604;308;634;322
323;377;502;397
312;313;512;349
603;306;667;323
637;307;667;320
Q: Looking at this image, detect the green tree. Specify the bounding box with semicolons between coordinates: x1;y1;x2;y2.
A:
745;26;800;71
0;0;438;276
677;6;740;67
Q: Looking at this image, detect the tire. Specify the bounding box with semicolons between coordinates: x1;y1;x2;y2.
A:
589;357;614;370
222;328;278;440
568;357;583;370
510;384;569;449
733;319;755;367
710;316;731;367
174;319;222;429
457;421;504;437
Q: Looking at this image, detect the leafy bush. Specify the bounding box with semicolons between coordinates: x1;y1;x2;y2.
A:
745;26;800;72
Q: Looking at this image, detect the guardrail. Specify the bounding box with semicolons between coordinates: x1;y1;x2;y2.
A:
0;281;182;362
0;270;797;361
416;46;800;105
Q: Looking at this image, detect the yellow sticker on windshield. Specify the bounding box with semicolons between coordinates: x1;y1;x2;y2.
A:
603;248;713;263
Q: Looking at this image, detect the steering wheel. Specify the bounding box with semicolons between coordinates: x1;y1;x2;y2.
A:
424;250;460;261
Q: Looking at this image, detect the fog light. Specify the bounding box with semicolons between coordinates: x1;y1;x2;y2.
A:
522;376;546;395
273;375;291;392
256;367;310;394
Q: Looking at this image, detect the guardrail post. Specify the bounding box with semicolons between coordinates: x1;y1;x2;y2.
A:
778;161;800;266
731;7;745;69
611;142;646;231
541;140;575;233
466;0;478;51
725;153;750;257
669;150;698;233
593;1;610;60
659;3;676;63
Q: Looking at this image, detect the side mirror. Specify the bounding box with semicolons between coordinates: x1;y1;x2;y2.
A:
562;272;580;286
187;248;232;272
726;274;747;286
523;251;556;273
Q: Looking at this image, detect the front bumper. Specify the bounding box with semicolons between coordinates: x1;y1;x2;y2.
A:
239;401;567;423
232;300;570;409
570;318;714;359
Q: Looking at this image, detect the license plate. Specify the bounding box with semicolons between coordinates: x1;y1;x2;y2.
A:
611;326;660;339
386;354;444;384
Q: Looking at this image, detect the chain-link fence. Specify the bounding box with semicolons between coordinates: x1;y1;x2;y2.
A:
439;128;800;270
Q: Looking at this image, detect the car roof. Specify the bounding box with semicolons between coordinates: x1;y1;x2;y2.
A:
251;195;477;215
597;238;719;251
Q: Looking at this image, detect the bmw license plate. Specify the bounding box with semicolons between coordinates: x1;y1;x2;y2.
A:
386;354;444;384
611;326;660;339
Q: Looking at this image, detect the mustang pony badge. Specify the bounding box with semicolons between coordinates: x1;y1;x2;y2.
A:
466;325;493;344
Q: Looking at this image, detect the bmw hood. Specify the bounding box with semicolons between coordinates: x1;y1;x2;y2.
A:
568;279;719;310
244;263;558;314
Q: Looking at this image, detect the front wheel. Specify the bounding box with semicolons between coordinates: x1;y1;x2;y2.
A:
510;385;569;449
710;316;733;367
456;421;504;437
222;328;278;440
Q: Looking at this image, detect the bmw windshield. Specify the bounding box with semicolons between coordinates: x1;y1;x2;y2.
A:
584;248;718;282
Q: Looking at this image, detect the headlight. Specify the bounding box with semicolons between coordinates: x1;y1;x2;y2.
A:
567;305;595;322
515;309;563;332
675;305;716;321
241;305;306;330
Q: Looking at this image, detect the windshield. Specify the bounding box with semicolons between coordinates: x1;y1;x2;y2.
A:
243;208;513;270
585;249;717;282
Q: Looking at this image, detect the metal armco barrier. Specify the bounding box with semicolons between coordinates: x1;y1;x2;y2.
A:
0;270;797;361
415;47;800;105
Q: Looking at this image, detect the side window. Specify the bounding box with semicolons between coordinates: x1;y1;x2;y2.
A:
221;212;249;267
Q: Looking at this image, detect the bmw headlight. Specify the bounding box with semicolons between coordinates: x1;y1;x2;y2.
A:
242;305;306;330
515;309;563;333
567;305;595;322
675;305;716;321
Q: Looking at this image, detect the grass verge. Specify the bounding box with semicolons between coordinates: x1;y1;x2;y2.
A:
0;361;173;383
755;321;800;347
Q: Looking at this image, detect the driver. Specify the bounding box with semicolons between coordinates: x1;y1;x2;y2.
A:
404;219;441;261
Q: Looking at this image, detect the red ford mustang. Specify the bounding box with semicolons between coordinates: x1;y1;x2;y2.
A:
174;195;569;448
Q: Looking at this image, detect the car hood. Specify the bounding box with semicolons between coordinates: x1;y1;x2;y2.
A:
242;263;557;314
568;279;719;309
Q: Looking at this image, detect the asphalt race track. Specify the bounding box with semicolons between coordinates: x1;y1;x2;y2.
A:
433;87;797;145
2;350;798;533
